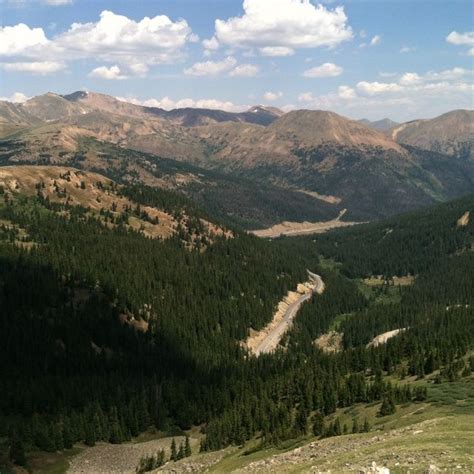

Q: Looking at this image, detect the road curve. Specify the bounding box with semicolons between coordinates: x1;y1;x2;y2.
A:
254;272;324;356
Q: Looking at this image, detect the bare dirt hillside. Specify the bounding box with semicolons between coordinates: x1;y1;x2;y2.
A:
391;109;474;158
0;166;228;243
2;91;474;222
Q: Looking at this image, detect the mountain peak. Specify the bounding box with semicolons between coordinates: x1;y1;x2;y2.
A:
247;105;284;117
269;109;403;151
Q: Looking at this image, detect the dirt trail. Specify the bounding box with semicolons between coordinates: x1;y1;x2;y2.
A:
250;210;361;238
244;271;324;356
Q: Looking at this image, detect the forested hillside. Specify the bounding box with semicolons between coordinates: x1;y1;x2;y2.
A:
1;182;473;470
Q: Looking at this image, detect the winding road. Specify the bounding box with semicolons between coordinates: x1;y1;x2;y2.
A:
253;272;324;356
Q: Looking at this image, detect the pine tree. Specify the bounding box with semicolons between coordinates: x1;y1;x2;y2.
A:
9;432;26;466
177;442;185;460
170;438;177;462
184;435;192;457
363;418;370;432
156;449;165;467
84;421;96;447
312;412;325;437
109;407;123;444
379;395;396;416
63;422;73;449
352;418;359;434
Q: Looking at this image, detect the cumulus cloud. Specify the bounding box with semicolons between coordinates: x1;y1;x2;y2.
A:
0;92;30;103
424;67;470;81
1;10;197;77
209;0;352;56
400;46;415;53
259;46;295;57
0;23;50;56
446;31;474;46
357;81;404;96
263;91;283;101
202;36;219;52
446;31;474;55
117;95;247;112
56;10;194;65
2;61;65;74
297;65;473;120
337;85;356;99
129;63;149;77
370;35;381;46
88;65;127;80
399;72;423;86
184;56;237;76
229;63;259;77
303;62;342;78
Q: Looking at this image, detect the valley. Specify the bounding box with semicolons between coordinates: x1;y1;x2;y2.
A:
1;92;473;227
0;91;473;474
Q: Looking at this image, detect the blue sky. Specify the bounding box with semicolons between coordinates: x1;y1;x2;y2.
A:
1;0;473;120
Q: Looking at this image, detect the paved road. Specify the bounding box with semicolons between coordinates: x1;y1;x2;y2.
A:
254;273;324;355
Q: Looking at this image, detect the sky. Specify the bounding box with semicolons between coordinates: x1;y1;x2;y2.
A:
0;0;473;121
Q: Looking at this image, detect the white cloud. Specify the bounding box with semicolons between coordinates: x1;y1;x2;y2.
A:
263;91;283;101
357;81;404;96
2;61;65;74
0;23;49;56
229;63;259;77
446;30;474;46
202;36;219;52
211;0;352;55
43;0;73;5
259;46;295;57
298;65;473;120
298;92;315;103
400;46;414;53
55;10;194;65
424;67;470;81
1;10;196;77
303;62;342;78
129;63;149;77
446;31;474;55
117;95;247;112
88;65;127;80
399;72;423;86
0;92;30;103
337;85;356;99
370;35;381;46
184;56;237;76
398;67;470;86
360;34;381;48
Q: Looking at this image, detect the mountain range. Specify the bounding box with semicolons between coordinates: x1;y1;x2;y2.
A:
1;91;473;226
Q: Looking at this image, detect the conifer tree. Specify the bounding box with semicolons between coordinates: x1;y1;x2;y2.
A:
184;435;192;457
170;438;177;462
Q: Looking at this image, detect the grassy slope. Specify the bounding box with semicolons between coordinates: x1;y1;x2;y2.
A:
207;377;474;473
